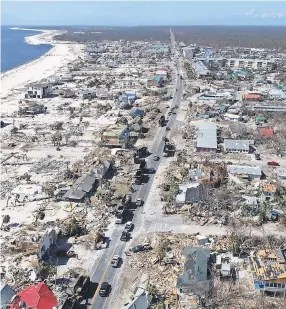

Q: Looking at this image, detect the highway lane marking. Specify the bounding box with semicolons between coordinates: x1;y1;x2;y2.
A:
101;264;121;309
89;236;121;307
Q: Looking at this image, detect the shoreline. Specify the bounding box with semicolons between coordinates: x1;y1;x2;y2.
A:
1;28;63;77
1;28;83;98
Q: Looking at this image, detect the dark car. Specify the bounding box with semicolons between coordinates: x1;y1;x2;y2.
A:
99;282;110;297
131;244;152;253
120;231;130;241
131;245;145;253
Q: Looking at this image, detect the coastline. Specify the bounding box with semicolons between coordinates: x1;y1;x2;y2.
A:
0;28;83;98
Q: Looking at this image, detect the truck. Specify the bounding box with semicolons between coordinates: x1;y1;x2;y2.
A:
159;115;165;127
135;169;144;184
111;255;120;268
139;160;146;170
163;142;175;156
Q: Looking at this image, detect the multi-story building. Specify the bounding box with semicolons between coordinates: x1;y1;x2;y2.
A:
199;57;275;70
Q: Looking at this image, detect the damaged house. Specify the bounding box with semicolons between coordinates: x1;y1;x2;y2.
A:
177;247;213;297
175;183;210;206
62;174;98;202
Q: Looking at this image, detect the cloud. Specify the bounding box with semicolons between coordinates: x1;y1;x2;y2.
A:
245;9;257;16
244;9;286;19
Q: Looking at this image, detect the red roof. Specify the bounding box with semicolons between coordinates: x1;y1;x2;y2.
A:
258;127;274;138
160;67;168;71
10;283;58;309
243;93;262;100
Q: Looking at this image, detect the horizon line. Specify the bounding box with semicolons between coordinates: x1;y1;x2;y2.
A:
2;24;286;27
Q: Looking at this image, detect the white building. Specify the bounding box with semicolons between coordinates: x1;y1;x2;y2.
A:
200;57;275;70
155;70;168;79
25;83;52;99
224;139;254;153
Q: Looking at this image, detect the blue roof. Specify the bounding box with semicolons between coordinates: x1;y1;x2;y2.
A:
153;76;162;82
129;108;144;116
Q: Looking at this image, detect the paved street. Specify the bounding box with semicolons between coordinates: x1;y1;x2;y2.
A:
88;30;183;309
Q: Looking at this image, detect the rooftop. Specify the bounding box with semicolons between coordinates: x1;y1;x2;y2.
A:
196;123;217;149
261;183;276;193
227;165;262;176
102;124;128;137
176;247;211;296
224;139;254;151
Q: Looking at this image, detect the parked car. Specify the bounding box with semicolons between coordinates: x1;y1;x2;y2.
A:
163;152;168;157
166;127;170;131
135;198;143;206
153;155;159;161
99;282;110;297
267;161;280;166
124;221;133;232
131;244;152;253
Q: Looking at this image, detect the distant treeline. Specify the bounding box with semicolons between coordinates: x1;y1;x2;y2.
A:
55;25;286;49
171;26;286;49
55;26;170;43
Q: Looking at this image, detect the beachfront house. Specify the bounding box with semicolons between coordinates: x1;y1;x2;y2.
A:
25;83;53;99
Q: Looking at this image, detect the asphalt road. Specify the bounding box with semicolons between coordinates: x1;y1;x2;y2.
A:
88;34;183;309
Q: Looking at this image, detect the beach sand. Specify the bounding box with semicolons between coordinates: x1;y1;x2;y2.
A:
0;28;84;98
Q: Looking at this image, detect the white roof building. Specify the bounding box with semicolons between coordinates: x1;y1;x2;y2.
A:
196;123;217;150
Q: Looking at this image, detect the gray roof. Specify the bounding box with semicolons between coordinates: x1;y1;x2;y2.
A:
224;139;254;151
63;189;86;201
74;175;97;192
1;284;15;306
122;288;149;309
196;123;217;149
177;247;211;296
63;174;97;201
227;165;262;176
185;184;209;204
193;61;210;76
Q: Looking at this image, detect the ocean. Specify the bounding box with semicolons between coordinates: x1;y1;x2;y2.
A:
1;26;53;72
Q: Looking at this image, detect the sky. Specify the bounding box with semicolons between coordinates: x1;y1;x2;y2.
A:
1;1;286;26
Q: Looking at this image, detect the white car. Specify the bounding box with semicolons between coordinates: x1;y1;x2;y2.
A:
125;221;133;232
153;155;159;161
136;198;143;206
